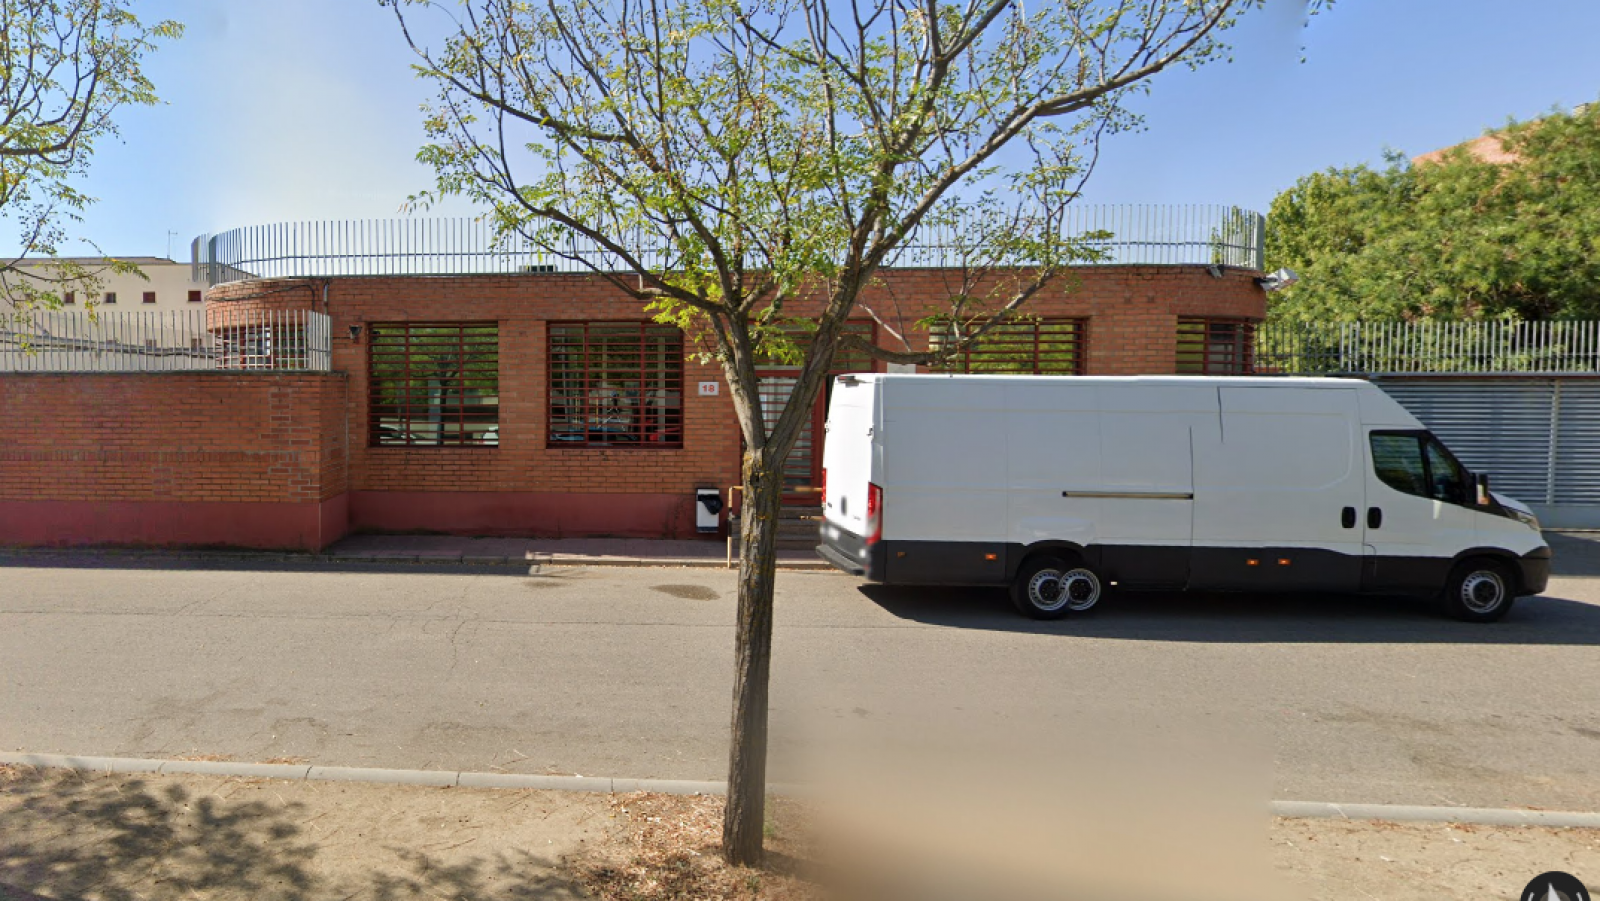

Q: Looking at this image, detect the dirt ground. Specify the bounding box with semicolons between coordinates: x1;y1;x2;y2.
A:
1;765;1595;900
1273;817;1600;901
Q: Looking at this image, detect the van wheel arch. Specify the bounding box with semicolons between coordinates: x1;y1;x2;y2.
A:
1450;548;1525;595
1007;541;1089;581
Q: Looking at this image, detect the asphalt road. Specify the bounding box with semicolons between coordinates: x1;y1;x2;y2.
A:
3;537;1600;812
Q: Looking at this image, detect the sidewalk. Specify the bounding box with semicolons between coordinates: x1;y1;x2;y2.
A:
325;533;831;569
0;534;835;571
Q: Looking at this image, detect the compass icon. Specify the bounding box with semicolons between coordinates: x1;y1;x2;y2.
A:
1522;871;1589;901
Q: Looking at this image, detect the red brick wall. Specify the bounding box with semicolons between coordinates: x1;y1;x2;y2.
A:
199;265;1262;538
340;276;737;537
0;265;1262;549
840;266;1264;373
0;372;349;550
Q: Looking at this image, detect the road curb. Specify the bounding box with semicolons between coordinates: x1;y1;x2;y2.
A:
0;752;721;796
5;753;1598;827
1269;800;1600;829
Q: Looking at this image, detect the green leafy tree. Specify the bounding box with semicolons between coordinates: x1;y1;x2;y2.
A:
387;0;1298;865
0;0;183;327
1266;102;1600;321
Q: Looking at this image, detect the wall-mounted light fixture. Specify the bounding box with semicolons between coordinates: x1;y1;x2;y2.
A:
1254;268;1300;293
348;324;363;343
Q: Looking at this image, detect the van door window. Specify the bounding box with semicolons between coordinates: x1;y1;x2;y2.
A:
1424;438;1470;505
1369;433;1428;498
1371;431;1474;506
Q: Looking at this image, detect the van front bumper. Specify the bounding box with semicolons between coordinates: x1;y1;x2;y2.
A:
816;522;886;581
1519;546;1552;595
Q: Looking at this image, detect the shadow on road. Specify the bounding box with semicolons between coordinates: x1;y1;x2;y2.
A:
859;584;1600;645
1545;532;1600;577
0;767;586;901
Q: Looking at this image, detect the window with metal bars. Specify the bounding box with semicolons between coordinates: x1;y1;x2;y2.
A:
1176;318;1256;375
368;323;500;447
548;322;683;448
753;321;876;372
930;317;1088;375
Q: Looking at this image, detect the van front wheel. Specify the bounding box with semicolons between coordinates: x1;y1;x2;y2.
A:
1441;558;1516;623
1011;556;1103;620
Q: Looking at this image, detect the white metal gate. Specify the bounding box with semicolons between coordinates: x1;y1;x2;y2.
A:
1372;377;1600;528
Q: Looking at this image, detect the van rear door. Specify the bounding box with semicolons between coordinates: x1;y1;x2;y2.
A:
820;375;877;541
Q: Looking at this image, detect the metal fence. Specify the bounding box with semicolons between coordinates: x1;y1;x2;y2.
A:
191;205;1266;286
1256;320;1600;376
0;309;333;372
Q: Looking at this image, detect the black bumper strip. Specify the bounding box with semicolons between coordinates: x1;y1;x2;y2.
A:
816;543;866;576
1519;546;1552;595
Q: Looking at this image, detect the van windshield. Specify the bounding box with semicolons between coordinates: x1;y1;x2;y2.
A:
1370;431;1471;506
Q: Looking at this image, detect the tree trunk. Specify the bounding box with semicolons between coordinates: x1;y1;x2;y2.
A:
722;450;784;867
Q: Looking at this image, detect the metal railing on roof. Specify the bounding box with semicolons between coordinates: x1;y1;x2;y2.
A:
1255;320;1600;376
1;309;332;372
190;205;1266;286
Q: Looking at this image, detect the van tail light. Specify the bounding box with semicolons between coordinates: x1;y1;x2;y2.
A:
820;468;827;507
866;482;883;545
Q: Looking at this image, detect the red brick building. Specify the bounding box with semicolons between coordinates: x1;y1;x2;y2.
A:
0;211;1269;550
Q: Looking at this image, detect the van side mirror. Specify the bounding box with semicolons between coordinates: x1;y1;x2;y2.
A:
1474;473;1491;507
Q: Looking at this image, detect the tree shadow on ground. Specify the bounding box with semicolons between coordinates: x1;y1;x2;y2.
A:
859;583;1600;646
0;767;588;901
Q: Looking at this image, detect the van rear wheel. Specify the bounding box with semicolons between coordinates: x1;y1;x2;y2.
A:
1011;555;1103;620
1441;558;1516;623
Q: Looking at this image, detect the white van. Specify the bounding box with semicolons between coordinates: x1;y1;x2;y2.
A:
817;374;1549;622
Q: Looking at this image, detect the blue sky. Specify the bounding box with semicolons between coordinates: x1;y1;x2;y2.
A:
43;0;1600;259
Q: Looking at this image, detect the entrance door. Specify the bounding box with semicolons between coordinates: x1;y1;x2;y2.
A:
757;375;824;499
748;322;876;503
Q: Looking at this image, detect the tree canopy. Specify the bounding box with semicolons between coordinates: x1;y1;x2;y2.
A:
0;0;182;320
1266;102;1600;322
389;0;1310;866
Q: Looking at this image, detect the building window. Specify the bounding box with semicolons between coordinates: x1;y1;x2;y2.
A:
753;321;876;372
142;291;157;304
1176;318;1255;375
367;323;500;447
63;291;75;305
931;317;1088;375
104;292;116;304
549;322;683;447
188;290;203;303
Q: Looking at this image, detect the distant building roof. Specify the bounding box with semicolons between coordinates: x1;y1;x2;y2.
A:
1411;104;1590;167
1411;133;1519;167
